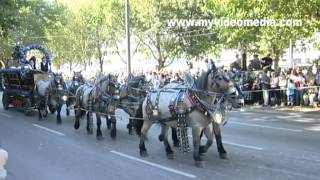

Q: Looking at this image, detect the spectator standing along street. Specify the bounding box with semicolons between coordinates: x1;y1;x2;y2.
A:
261;71;271;106
261;53;273;71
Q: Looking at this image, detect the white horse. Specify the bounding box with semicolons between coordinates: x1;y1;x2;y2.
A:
134;69;237;167
74;73;119;139
35;72;68;124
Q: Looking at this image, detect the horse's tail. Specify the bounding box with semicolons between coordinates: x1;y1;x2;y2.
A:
133;101;144;136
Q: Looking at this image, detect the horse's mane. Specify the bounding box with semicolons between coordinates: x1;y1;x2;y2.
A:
195;67;219;90
195;70;211;90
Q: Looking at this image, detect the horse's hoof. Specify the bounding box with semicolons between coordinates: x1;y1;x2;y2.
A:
195;161;205;168
199;146;207;154
107;125;111;130
219;152;228;159
97;135;103;140
140;151;148;157
158;134;164;142
57;120;62;125
128;129;133;135
74;122;80;130
166;152;174;160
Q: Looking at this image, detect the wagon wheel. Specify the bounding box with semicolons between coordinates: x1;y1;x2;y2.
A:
2;91;9;110
23;98;32;116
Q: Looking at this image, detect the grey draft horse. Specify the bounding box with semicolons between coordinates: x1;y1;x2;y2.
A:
65;71;85;116
35;72;68;124
134;69;236;167
74;73;119;139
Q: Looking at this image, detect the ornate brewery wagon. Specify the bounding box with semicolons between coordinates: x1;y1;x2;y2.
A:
0;44;52;115
1;68;50;115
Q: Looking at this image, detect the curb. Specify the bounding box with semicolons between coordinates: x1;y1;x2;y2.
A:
236;106;320;115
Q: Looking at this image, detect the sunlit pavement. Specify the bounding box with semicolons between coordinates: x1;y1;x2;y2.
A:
0;100;320;180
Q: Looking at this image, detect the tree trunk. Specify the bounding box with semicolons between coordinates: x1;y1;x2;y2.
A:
272;46;279;71
96;34;103;73
98;45;103;73
274;53;280;71
242;52;247;71
69;61;73;73
156;33;164;71
83;59;87;71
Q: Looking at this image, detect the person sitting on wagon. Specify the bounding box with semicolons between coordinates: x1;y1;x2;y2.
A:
40;57;49;72
28;56;36;69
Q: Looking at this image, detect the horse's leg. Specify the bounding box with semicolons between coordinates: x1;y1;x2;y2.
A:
56;104;62;124
86;112;93;134
66;101;70;116
199;124;213;154
161;125;174;159
171;127;180;147
38;108;42;120
127;119;133;135
96;113;103;140
106;115;111;130
139;120;153;157
110;115;117;139
38;98;45;120
74;105;81;129
213;122;227;159
192;127;204;168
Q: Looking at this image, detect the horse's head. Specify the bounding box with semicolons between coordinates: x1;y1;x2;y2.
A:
97;74;120;115
197;68;233;94
72;71;84;87
210;69;244;108
51;72;68;102
96;74;119;96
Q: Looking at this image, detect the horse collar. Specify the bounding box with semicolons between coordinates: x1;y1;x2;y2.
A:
187;90;208;115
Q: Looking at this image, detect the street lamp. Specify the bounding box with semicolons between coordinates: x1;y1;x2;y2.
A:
125;0;131;77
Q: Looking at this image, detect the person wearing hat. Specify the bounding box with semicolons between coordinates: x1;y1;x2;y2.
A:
40;57;49;72
28;56;36;69
261;53;273;71
249;54;261;71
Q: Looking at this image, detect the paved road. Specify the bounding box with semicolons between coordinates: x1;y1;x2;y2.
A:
0;101;320;180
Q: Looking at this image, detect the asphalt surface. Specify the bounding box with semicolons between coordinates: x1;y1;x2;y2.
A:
0;96;320;180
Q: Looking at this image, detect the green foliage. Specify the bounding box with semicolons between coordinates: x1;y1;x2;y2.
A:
0;0;319;70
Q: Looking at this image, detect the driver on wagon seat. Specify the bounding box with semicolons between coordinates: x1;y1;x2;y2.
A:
40;57;49;72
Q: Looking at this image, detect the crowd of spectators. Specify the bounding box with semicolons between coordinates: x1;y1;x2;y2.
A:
62;53;320;108
233;54;320;107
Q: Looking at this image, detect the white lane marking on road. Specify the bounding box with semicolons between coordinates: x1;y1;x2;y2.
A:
189;135;263;151
230;121;303;132
223;141;263;150
110;150;197;179
0;112;12;118
32;124;65;136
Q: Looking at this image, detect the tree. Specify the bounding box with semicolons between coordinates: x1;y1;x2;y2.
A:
131;0;220;71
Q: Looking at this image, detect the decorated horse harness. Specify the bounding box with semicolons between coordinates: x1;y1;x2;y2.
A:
145;87;229;153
